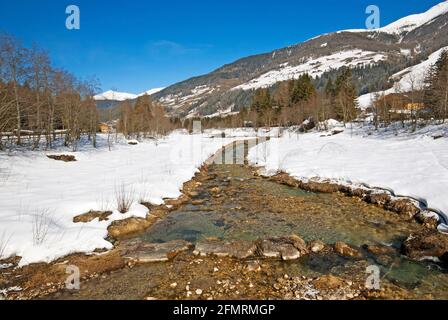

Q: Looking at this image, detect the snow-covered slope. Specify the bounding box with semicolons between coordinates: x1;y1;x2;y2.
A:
345;1;448;35
138;87;165;97
378;1;448;35
357;46;448;109
234;50;386;91
94;90;137;101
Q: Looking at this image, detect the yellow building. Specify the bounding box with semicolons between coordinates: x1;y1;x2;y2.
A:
405;103;425;111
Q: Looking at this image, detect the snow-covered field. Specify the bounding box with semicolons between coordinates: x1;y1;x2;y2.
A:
249;123;448;230
0;132;240;266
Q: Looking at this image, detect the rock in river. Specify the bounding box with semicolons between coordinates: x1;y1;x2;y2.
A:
402;229;448;263
193;239;257;259
261;235;309;261
121;239;193;263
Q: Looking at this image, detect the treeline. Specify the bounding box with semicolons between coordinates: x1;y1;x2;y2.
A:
0;34;99;150
371;50;448;129
424;50;448;122
204;67;358;129
118;94;180;139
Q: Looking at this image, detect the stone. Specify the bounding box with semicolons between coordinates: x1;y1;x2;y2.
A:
365;193;391;206
122;240;193;263
363;244;395;256
415;211;439;229
195;289;203;295
108;217;154;239
334;242;362;258
402;229;448;261
309;240;325;253
261;235;309;260
193;240;257;259
387;199;420;218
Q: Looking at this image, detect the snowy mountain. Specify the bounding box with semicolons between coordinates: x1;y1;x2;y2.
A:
93;90;137;102
150;1;448;118
364;1;448;35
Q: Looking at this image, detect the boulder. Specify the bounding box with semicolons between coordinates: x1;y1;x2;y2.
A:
402;229;448;261
415;211;439;229
108;217;154;239
387;199;420;218
261;235;309;261
193;240;257;259
366;193;391;206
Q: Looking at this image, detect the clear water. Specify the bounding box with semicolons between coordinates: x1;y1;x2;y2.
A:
140;142;448;299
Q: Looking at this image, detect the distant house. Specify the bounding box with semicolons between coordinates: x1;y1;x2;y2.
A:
374;93;426;115
99;123;111;133
405;102;425;111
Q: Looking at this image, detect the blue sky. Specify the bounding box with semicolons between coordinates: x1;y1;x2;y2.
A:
0;0;442;93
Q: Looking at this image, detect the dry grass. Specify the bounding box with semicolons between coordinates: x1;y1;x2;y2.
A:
32;209;53;246
0;231;12;260
115;183;134;214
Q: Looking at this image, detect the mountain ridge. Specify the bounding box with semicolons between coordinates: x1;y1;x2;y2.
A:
96;1;448;119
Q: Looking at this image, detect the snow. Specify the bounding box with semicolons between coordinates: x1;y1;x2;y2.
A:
344;1;448;35
138;87;165;97
203;105;237;119
248;124;448;227
93;90;138;101
234;50;386;91
379;1;448;35
357;46;448;109
0;132;240;266
94;88;166;101
160;85;218;112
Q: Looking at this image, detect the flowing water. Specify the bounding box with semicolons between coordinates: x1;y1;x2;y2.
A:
50;141;448;300
139;142;448;299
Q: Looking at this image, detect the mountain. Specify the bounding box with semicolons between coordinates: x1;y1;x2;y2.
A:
150;1;448;118
94;88;165;110
138;87;165;97
94;90;138;102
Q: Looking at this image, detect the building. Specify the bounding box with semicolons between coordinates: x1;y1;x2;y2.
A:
99;123;112;133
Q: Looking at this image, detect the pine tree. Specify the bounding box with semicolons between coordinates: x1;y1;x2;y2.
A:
334;68;358;123
424;50;448;121
290;74;315;104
